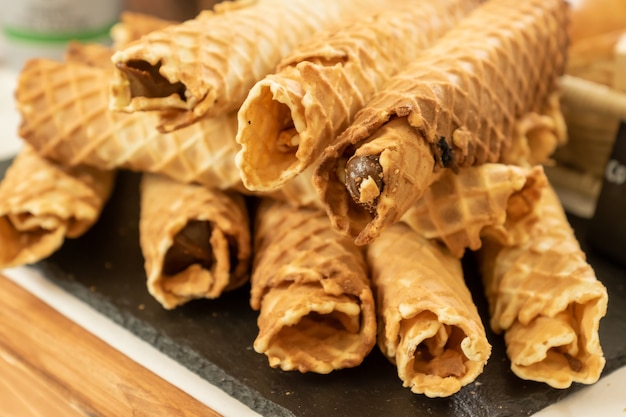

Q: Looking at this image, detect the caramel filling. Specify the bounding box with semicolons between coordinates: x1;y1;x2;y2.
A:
117;60;186;100
163;220;214;276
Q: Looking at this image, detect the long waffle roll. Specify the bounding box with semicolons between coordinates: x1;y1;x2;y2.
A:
402;163;547;258
110;0;387;131
314;0;568;245
477;185;608;388
16;58;243;192
0;145;114;269
367;222;491;397
235;0;480;191
250;199;376;373
139;174;251;309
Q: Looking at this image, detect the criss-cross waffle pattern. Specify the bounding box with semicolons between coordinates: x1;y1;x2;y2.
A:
340;0;568;169
16;59;242;190
367;223;491;397
250;199;376;373
110;0;387;129
140;174;251;309
479;186;608;388
236;0;479;190
0;146;114;268
401;164;546;258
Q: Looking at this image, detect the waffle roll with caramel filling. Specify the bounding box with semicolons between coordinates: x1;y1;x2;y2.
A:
139;174;251;309
236;0;480;191
110;0;390;131
314;0;568;245
16;59;244;192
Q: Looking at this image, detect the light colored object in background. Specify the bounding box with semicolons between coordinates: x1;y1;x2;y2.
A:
0;0;122;70
0;68;21;159
555;75;626;178
543;164;602;218
550;74;626;217
553;0;626;217
613;32;626;92
565;0;626;88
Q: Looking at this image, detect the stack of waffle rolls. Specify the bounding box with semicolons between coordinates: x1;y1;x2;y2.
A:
313;0;568;245
109;0;393;131
1;0;610;399
15;56;319;208
235;0;481;191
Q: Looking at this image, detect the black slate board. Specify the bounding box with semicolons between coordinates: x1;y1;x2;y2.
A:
2;159;626;417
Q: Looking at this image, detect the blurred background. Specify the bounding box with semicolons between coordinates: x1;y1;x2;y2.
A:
0;0;221;70
124;0;221;21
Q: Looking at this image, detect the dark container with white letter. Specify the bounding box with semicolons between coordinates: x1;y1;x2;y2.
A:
587;121;626;266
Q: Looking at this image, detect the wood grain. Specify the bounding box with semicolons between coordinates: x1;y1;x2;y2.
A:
0;274;221;417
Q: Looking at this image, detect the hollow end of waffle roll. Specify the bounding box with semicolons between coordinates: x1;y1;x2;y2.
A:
0;217;66;269
505;288;608;388
140;173;251;310
110;50;200;114
236;78;307;191
146;218;246;309
388;311;491;398
253;283;377;374
480;186;609;388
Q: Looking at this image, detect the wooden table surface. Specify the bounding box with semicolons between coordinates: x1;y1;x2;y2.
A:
0;274;221;417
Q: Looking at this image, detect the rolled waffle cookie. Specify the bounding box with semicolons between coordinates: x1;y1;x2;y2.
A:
314;0;568;245
478;185;608;388
63;42;115;69
250;199;376;373
236;0;479;191
139;174;251;309
402;163;547;258
16;59;243;191
367;222;491;397
110;0;386;131
0;145;114;269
